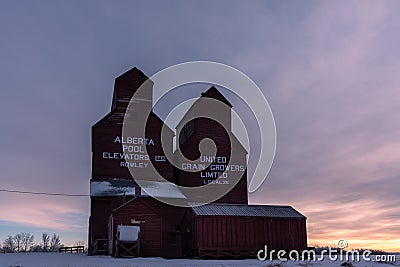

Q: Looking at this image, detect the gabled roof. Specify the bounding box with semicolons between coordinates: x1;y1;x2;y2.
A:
174;85;247;154
110;193;186;217
111;197;158;215
114;67;150;90
112;67;153;111
191;204;306;218
201;86;233;108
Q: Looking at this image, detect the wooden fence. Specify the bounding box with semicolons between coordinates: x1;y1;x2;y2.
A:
59;246;85;253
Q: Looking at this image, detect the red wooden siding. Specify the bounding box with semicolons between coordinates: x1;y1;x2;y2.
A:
183;211;307;257
108;198;162;257
196;216;307;251
108;197;187;258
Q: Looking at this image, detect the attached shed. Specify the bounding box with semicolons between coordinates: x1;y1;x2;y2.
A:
108;196;187;258
183;204;307;259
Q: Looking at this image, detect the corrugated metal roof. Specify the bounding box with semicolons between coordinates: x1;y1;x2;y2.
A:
192;204;305;218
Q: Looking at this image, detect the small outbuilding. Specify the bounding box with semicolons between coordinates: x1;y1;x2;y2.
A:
182;204;307;259
108;196;186;258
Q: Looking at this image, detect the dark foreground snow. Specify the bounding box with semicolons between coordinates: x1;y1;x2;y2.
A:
0;253;398;267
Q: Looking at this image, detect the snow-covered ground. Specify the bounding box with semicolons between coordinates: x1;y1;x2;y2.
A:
0;253;398;267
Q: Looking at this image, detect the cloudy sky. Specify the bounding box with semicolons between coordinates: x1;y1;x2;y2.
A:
0;1;399;251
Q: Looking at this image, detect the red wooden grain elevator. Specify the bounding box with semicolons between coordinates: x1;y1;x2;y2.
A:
89;67;308;258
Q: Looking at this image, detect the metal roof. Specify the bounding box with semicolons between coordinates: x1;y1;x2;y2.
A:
90;179;138;197
90;179;187;199
191;204;305;218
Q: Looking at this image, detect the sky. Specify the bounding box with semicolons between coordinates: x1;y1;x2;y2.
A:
0;1;399;251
